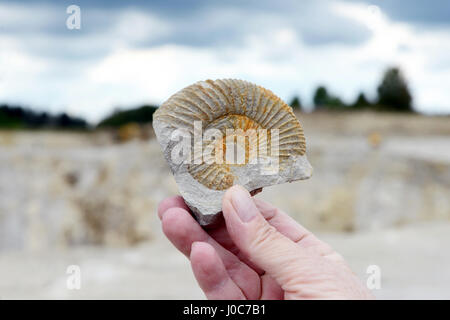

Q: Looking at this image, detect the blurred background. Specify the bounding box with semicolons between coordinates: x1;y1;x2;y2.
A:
0;0;449;299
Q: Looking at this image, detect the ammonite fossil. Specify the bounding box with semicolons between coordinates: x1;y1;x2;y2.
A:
153;79;312;225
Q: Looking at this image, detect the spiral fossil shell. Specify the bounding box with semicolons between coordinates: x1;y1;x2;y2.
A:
153;79;312;225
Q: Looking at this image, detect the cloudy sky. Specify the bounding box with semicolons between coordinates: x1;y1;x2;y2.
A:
1;0;450;122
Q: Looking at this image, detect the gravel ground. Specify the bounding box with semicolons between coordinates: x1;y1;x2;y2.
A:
1;220;449;299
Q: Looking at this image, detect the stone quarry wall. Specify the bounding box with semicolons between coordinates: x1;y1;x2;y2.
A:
0;113;449;250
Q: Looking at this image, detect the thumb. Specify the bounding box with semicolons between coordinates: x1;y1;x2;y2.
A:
222;185;312;290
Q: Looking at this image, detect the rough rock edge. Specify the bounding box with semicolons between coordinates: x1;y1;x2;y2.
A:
153;120;313;226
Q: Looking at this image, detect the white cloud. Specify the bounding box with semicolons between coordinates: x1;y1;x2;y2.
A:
332;1;450;113
112;9;171;44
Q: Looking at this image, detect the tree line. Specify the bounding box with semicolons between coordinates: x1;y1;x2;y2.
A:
0;67;414;130
290;67;413;112
0;104;88;129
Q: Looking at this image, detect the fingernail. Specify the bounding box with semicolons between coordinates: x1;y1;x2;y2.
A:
191;241;201;252
230;186;257;222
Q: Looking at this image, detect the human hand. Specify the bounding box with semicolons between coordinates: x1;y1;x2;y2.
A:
158;185;374;300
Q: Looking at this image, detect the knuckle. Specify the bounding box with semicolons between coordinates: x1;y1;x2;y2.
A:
249;221;280;252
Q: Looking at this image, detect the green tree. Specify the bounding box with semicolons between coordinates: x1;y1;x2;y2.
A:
313;86;347;110
289;96;302;109
97;105;158;128
352;92;371;109
326;96;345;109
313;86;329;108
376;67;413;112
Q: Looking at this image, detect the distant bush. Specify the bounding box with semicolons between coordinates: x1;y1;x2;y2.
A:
97;105;158;128
0;108;22;128
289;96;302;110
313;86;346;110
0;104;88;129
351;92;372;109
313;86;328;108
